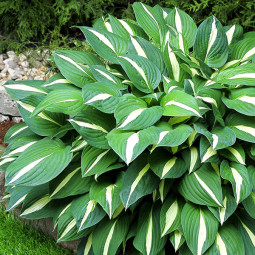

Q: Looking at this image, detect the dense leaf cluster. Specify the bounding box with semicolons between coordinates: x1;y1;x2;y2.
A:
1;0;255;52
2;2;255;255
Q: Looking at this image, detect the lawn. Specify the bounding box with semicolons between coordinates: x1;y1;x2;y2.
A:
0;206;73;255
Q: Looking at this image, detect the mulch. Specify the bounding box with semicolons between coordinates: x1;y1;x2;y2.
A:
0;121;17;147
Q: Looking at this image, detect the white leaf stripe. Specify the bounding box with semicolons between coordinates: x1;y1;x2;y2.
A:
2;141;37;158
20;195;51;216
194;172;222;206
58;219;76;240
167;44;180;81
69;119;108;133
201;146;217;162
119;20;134;35
8;194;27;211
174;230;182;252
226;25;235;45
79;200;97;231
146;209;153;255
84;234;93;255
130;36;147;58
103;220;117;255
235;125;255;137
196;96;217;106
219;196;227;225
17;101;61;126
175;8;182;34
161;157;177;178
205;17;217;60
50;167;80;197
162;200;178;236
125;164;150;207
197;211;207;255
212;134;219;149
119;56;150;90
141;3;160;31
190;147;198;173
43;79;71;87
87;29;116;53
70;140;87;152
159;180;165;202
8;154;52;184
240;220;255;246
54;203;72;230
165;100;201;117
54;53;92;77
237;96;255;105
229;73;255;79
231;167;243;204
126;133;139;165
9;126;28;139
226;147;245;164
105;22;113;32
85;150;110;175
85;93;112;104
94;68;117;84
242;47;255;61
56;99;78;103
157;131;169;145
0;157;16;166
4;84;47;94
118;108;146;129
216;233;228;255
106;184;115;217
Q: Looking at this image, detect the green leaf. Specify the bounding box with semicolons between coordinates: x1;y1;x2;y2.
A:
224;24;243;45
220;143;246;165
194;16;228;68
182;146;201;173
120;156;159;208
77;235;94;255
90;173;123;218
118;54;161;93
92;215;129;255
32;88;84;115
69;107;115;149
226;112;255;143
106;126;159;165
81;145;118;177
149;148;187;179
216;63;255;86
133;202;167;255
161;91;201;117
181;203;219;255
3;80;47;100
5;138;72;186
160;195;183;236
71;193;106;231
165;7;197;48
53;50;101;87
42;73;74;91
169;230;185;252
115;94;163;130
220;161;252;204
179;164;223;207
243;192;255;219
78;26;128;63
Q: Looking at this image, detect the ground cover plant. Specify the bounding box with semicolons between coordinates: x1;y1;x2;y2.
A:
1;2;255;254
0;206;73;255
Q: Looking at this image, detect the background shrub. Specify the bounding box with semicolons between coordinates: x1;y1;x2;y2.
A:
1;0;255;52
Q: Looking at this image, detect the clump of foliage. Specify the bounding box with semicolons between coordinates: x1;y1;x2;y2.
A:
1;0;255;52
2;2;255;254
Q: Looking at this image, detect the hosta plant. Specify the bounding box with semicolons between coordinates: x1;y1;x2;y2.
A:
2;2;255;254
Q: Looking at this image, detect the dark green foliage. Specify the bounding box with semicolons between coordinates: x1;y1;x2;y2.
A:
1;0;255;52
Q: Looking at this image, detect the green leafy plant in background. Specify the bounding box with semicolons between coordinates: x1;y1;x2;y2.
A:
2;2;255;254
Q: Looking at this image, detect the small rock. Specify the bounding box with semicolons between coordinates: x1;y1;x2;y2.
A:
34;60;42;69
19;53;27;61
8;68;24;80
0;55;3;64
21;61;29;68
7;51;16;58
0;73;6;79
12;116;23;123
34;75;42;80
0;64;5;71
2;67;8;74
0;114;10;121
28;76;34;80
4;59;18;69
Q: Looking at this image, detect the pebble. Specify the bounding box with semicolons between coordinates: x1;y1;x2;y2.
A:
8;68;24;80
3;59;18;69
0;114;10;122
12;116;23;123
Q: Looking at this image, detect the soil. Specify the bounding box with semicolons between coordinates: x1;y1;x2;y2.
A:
0;121;17;147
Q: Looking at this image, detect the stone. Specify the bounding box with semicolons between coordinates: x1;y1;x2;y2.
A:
19;53;27;62
3;59;18;69
6;51;16;58
0;54;3;64
28;76;34;80
0;64;5;71
34;61;42;69
2;67;8;74
21;61;29;68
8;68;24;80
0;114;10;121
12;116;23;123
0;86;20;116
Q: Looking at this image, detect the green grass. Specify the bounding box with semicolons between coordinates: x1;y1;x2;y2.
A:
0;205;73;255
